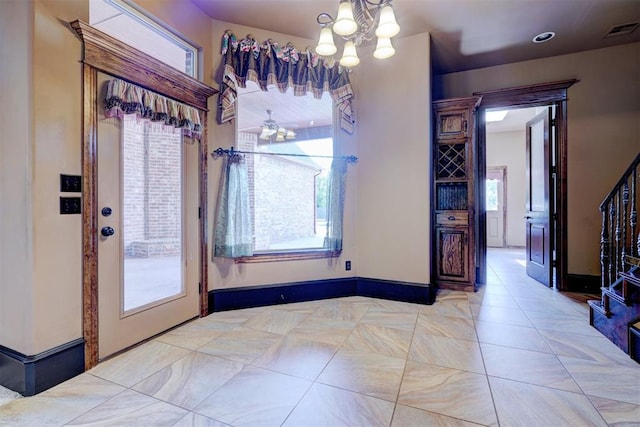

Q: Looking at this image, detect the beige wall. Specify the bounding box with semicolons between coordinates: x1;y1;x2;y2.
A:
486;130;526;247
0;0;35;353
208;21;359;289
355;33;432;283
437;43;640;276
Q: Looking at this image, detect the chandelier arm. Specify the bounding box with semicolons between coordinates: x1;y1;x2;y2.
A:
317;12;335;26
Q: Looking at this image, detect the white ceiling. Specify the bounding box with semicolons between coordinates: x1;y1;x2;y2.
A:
191;0;640;74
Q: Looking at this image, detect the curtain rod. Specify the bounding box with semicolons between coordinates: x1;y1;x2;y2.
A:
211;147;358;164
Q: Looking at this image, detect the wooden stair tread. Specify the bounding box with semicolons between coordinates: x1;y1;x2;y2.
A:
626;256;640;267
588;299;610;317
619;269;640;287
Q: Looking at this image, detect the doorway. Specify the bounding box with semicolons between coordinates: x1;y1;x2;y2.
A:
474;80;577;291
485;106;554;287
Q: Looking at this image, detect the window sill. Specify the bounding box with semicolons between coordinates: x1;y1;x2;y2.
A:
234;250;341;264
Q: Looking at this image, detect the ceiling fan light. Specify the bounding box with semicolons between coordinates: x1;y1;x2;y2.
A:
375;4;400;38
275;128;286;142
339;40;360;67
374;37;395;59
286;129;296;139
316;27;338;56
259;126;271;140
333;1;358;36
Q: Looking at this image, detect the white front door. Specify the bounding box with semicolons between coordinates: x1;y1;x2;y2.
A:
96;72;200;359
486;167;506;247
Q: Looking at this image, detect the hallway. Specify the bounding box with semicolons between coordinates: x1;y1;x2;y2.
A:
0;248;638;425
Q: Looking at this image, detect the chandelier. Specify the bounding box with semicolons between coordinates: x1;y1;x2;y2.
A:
258;110;296;142
315;0;400;67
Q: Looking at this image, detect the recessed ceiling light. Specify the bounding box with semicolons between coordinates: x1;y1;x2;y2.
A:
532;32;555;43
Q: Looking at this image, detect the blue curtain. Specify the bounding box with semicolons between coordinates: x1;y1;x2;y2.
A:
324;159;348;252
214;154;253;258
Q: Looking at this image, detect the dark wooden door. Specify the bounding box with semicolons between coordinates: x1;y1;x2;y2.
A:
525;109;553;286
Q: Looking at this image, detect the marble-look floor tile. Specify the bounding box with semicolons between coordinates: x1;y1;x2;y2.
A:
416;313;477;341
205;307;266;324
282;383;394;427
559;356;640;405
515;295;585;317
398;361;497;426
475;320;552;353
67;389;187;426
242;309;309;335
155;318;236;350
252;335;337;380
391;404;483;427
0;374;124;426
588;396;640;426
470;304;533;328
359;310;418;331
198;326;283;364
174;412;230;426
426;291;473;320
489;376;607;426
467;292;520;309
132;352;244;410
409;334;485;374
365;298;423;314
311;299;370;322
288;316;356;345
89;341;191;387
194;366;311;427
342;323;413;359
317;349;406;401
481;343;581;392
539;329;639;366
525;310;603;337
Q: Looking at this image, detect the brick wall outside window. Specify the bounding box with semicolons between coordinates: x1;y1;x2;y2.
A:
123;116;182;257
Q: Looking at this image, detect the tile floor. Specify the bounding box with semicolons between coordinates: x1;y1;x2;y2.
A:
1;248;639;426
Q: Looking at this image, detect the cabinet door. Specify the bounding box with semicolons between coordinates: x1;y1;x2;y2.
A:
436;109;470;140
436;227;469;282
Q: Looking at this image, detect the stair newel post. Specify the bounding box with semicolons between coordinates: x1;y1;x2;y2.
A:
621;182;629;272
601;205;610;291
631;166;637;257
609;200;620;286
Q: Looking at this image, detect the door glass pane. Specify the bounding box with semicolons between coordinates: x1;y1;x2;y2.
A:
530;120;545;212
486;179;499;211
122;115;183;312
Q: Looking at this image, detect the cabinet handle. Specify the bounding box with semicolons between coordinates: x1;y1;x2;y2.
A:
448;215;456;221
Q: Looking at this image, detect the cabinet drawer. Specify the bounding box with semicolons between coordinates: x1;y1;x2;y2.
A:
436;212;468;225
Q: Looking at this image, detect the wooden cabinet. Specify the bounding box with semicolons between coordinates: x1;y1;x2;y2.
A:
432;96;481;292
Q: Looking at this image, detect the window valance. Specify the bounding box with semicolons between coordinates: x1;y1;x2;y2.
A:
218;31;355;134
104;79;203;139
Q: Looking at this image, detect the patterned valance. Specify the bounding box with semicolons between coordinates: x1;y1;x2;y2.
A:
104;79;203;139
218;31;355;134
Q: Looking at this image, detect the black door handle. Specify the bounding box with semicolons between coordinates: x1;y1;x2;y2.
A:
101;226;115;237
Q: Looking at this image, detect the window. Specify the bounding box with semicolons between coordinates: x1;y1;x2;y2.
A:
486;179;499;211
237;81;334;254
89;0;198;78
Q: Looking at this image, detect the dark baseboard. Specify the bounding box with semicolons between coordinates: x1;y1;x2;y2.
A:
567;274;601;294
209;277;434;312
0;338;85;396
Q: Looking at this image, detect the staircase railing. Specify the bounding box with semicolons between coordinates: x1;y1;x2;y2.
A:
600;153;640;297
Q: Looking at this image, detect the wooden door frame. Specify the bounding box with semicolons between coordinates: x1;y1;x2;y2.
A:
71;21;217;369
473;79;577;290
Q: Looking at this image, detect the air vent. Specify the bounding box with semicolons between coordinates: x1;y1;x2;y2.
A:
604;22;639;38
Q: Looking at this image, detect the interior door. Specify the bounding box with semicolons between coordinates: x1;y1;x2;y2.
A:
486;167;505;247
96;73;200;359
525;108;553;286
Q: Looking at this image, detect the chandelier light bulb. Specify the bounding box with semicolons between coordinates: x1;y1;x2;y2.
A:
374;37;395;59
333;1;358;36
315;27;338;56
375;4;400;38
339;40;360;67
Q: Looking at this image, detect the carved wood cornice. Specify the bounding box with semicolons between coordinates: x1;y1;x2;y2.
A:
473;79;579;108
70;20;217;111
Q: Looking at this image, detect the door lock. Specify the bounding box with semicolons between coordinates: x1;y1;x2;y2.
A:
101;226;115;237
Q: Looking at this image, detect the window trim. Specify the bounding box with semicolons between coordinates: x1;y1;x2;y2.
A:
234;249;341;264
97;0;200;79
